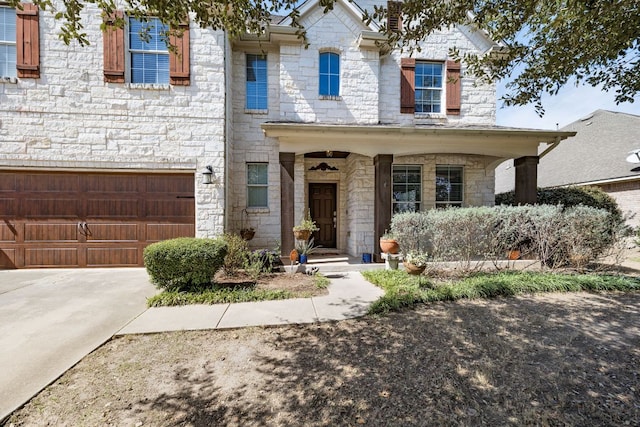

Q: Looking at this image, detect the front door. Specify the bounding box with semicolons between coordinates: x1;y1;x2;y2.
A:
309;183;337;248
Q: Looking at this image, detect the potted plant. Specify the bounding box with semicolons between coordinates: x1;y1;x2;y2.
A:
295;237;319;264
240;227;255;241
379;231;400;254
293;209;319;241
404;251;429;275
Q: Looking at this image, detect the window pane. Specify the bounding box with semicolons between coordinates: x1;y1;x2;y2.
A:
319;52;339;96
247;187;268;207
246;54;267;109
0;8;16;42
392;165;422;213
436;166;463;203
247;163;268;185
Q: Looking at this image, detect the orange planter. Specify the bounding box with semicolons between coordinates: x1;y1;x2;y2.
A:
380;238;400;254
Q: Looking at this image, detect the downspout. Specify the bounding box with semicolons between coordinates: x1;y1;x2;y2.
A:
223;32;230;233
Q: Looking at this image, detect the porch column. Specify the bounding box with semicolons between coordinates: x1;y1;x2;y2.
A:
374;154;393;262
514;156;539;205
280;153;295;255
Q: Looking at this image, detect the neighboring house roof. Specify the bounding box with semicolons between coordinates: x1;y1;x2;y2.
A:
495;109;640;192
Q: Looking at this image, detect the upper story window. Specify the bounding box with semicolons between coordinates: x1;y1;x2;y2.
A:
400;59;461;115
415;62;443;113
319;51;339;97
0;7;16;78
246;54;267;110
128;17;169;84
393;165;421;213
247;163;268;208
435;165;463;208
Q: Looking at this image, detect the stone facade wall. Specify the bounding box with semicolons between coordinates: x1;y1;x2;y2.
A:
0;3;227;237
346;154;375;255
393;154;496;209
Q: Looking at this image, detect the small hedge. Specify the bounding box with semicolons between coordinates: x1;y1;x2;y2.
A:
144;237;227;292
495;186;623;223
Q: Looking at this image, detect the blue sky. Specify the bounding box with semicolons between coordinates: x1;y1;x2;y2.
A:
496;79;640;130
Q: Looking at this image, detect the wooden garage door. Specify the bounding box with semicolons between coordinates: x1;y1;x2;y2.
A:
0;171;195;268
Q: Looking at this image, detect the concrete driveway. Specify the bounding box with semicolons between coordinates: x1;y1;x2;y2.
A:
0;268;156;421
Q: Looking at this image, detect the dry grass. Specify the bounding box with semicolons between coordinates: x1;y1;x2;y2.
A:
7;292;640;426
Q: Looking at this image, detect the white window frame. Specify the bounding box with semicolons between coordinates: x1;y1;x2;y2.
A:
0;6;16;79
415;61;443;114
392;165;422;213
435;165;464;208
127;16;169;85
247;162;269;208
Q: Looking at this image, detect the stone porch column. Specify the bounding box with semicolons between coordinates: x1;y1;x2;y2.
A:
514;156;539;205
374;154;393;262
280;153;295;255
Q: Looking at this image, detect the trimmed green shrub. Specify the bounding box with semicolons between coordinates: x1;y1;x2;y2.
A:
390;205;620;271
495;186;623;223
144;237;227;292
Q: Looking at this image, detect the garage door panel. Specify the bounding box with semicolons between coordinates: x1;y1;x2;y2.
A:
0;173;17;192
145;199;194;219
87;247;139;266
0;223;18;242
0;198;18;217
24;223;79;242
146;175;194;194
22;174;80;192
86;224;138;242
22;199;80;218
84;174;139;193
0;249;16;268
86;199;139;218
147;224;195;242
24;248;78;267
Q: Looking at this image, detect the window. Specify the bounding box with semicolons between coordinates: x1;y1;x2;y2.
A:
400;59;461;115
129;17;169;84
392;165;421;213
435;166;463;208
247;163;268;208
246;54;267;110
415;62;443;113
319;52;339;97
0;7;16;78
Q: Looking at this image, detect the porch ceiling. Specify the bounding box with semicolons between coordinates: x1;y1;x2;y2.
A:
261;123;576;159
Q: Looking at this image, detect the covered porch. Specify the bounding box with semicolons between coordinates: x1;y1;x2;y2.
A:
264;123;575;258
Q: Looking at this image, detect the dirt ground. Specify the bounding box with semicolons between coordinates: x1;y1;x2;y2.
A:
6;290;640;426
214;271;328;298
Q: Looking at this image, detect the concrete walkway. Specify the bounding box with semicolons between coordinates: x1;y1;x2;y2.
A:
118;272;384;334
0;268;156;422
0;266;384;422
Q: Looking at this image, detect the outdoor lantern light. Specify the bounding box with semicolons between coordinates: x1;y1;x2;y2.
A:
201;165;213;185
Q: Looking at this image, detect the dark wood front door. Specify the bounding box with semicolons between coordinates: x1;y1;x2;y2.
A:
309;183;336;248
0;171;195;268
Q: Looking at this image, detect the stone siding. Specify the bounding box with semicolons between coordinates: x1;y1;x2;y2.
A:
0;3;227;237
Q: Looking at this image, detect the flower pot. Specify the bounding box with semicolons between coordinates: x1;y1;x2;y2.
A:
293;229;311;241
379;238;399;254
240;229;255;241
404;262;426;275
507;250;521;260
299;254;308;264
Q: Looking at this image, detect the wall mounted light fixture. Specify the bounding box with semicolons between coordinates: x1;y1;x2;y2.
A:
201;165;213;185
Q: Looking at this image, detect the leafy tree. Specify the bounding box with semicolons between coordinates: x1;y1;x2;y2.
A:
10;0;639;112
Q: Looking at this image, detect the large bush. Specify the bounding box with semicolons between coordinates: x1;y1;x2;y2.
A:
495;186;623;223
390;205;619;271
144;237;228;292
